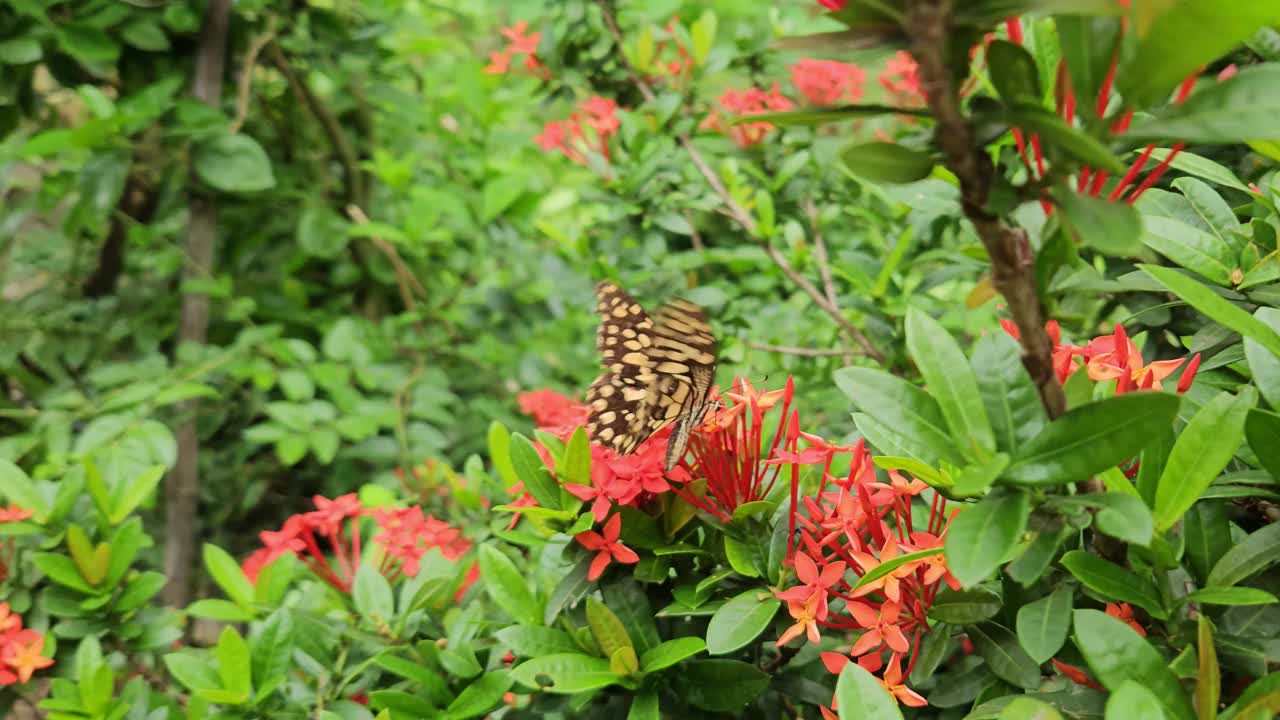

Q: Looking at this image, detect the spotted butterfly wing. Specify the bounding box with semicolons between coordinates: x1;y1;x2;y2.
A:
585;282;718;470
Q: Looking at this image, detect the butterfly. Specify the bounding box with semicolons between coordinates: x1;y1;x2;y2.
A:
585;281;718;471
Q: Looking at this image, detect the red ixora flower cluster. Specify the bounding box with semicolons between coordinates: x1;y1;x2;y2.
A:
790;58;867;106
241;494;473;596
0;503;32;583
1004;15;1204;209
879;51;925;107
0;602;53;686
1000;319;1200;394
700;83;794;148
484;21;550;79
777;440;957;710
533;96;622;169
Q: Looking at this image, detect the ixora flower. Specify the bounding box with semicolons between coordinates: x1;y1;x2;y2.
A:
879;51;925;106
533;96;623;168
240;494;470;593
790;58;867;105
484;21;549;79
700;84;794;148
0;503;33;583
777;439;956;708
573;513;639;580
1001;320;1200;394
0;604;54;686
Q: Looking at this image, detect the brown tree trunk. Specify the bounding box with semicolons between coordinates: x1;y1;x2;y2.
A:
164;0;232;608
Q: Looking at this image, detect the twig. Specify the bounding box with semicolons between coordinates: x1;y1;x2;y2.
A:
906;0;1064;420
805;198;838;307
750;343;857;357
228;17;276;134
684;209;705;252
597;0;885;365
270;44;365;207
345;205;427;327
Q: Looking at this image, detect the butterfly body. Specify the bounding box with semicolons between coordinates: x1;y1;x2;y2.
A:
586;281;718;471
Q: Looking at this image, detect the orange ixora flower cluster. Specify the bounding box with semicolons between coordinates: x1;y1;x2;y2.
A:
700;83;795;148
0;503;33;583
0;603;53;686
1000;320;1201;394
533;96;622;169
777;440;957;711
483;21;550;79
789;58;867;106
241;494;474;596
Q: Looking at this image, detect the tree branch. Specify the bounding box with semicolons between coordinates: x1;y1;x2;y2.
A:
906;0;1064;420
228;17;276;134
597;0;885;365
270;44;365;207
166;0;232;608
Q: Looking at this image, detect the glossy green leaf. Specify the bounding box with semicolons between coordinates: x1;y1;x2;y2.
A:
1049;493;1153;546
969;622;1041;690
1154;390;1252;531
841;141;934;184
352;563;394;620
203;543;255;608
835;661;904;720
1127;64;1280;144
1184;502;1231;585
1197;615;1220;720
0;459;50;521
927;587;1003;625
586;597;634;660
1053;186;1143;256
972;331;1046;454
835;367;963;466
906;307;995;459
480;544;540;626
639;637;706;672
509;653;618;694
1004;393;1180;486
1207;522;1280;587
987;40;1041;103
676;660;770;712
1061;551;1167;619
1074;609;1195;720
1106;681;1167;720
1057;15;1122;117
944;490;1030;587
706;589;780;654
1183;587;1279;608
1245;308;1280;409
509;432;561;510
1143;265;1280;357
215;626;252;701
628;690;660;720
1016;588;1074;664
447;671;512;719
193;134;275;193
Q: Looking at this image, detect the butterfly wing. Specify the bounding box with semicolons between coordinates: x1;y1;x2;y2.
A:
586;282;662;455
649;298;718;469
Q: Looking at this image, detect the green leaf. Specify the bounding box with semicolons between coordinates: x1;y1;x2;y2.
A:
1184;502;1231;585
740;104;929;127
352;563;394;620
1008;527;1069;586
928;587;1003;625
1146;148;1252;192
1074;609;1195;720
494;625;580;657
509;653;617;694
1004;393;1180;486
1061;551;1167;619
0;37;42;64
628;690;660;720
1221;673;1280;720
446;670;512;719
509;433;561;510
835;367;963;466
251;610;293;694
905;307;995;459
374;654;449;704
202;544;255;608
296;205;350;258
121;19;170;52
944;490;1030;587
855;548;949;592
1197;615;1220;720
479;544;540;626
215;626;252;701
1154;390;1252;532
640;636;706;672
972;331;1046;453
1125;54;1280;141
1138;212;1235;287
109;465;163;525
1003;103;1126;174
1052;186;1144;256
1207;522;1280;587
835;661;904;720
0;459;50;521
480;175;526;222
187;599;252;622
840;141;934;184
1183;587;1278;607
1016;588;1074;664
1106;681;1167;720
706;589;780;654
33;552;96;594
192;134;276;193
489;422;520;490
675;660;770;712
1142;265;1280;357
969;622;1041;690
1246;308;1280;410
164;653;220;693
586;597;634;661
1057;15;1122;118
690;10;717;65
987;40;1042;103
559;426;591;488
1049;493;1154;546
